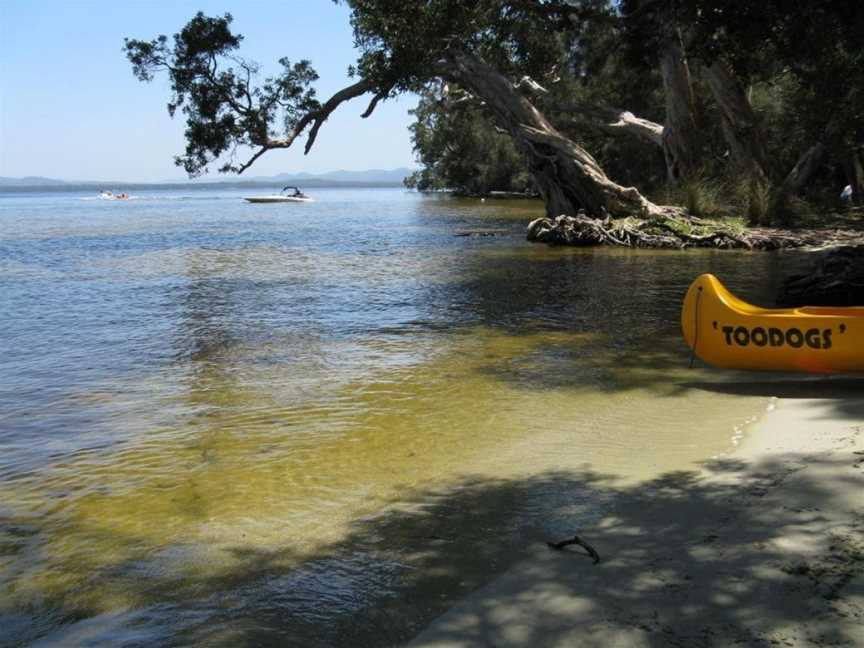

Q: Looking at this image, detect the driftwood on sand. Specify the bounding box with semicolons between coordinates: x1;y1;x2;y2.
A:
547;534;601;564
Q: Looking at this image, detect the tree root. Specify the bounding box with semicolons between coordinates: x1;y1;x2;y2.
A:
547;534;601;564
527;212;864;250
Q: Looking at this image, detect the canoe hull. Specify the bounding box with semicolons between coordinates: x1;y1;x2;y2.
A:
681;274;864;374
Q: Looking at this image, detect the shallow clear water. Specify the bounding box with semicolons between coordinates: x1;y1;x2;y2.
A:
0;187;804;646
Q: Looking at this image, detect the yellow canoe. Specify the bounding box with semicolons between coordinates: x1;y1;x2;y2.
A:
681;274;864;374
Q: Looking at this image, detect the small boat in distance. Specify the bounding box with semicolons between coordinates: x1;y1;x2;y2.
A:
682;273;864;374
99;191;129;200
244;186;313;203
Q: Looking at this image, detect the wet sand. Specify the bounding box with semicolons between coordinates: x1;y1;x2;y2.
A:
408;378;864;647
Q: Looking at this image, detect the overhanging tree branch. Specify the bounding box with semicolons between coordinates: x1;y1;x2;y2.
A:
298;78;376;154
361;82;394;118
233;78;377;172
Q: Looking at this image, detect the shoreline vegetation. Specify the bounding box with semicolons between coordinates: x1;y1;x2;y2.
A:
409;386;864;647
122;5;863;257
526;207;864;250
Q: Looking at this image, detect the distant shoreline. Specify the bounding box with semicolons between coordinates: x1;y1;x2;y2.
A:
0;180;407;193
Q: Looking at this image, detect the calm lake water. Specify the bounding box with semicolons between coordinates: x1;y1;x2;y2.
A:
0;187;805;646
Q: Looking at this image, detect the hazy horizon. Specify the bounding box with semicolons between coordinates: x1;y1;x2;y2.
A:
0;166;417;186
0;1;418;183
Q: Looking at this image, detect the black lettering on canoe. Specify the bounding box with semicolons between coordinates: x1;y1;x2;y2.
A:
822;328;833;349
785;328;804;348
804;328;822;349
751;327;768;346
722;326;734;345
768;328;784;347
734;326;750;346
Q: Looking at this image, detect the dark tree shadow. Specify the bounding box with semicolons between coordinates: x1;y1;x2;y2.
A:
4;444;862;647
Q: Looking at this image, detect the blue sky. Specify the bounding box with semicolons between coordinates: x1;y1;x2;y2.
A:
0;0;418;181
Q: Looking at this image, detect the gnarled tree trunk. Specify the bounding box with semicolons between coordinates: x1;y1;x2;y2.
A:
440;48;673;220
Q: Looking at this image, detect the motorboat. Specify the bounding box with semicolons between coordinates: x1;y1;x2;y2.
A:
99;191;129;200
244;186;313;203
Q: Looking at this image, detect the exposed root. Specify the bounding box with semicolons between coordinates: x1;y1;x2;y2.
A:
527;212;864;251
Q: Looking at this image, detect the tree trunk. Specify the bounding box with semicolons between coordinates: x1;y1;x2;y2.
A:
658;22;701;182
767;142;825;224
843;147;864;204
440;48;672;220
702;61;772;183
768;119;842;223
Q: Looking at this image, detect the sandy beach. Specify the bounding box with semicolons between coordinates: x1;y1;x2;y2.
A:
408;378;864;647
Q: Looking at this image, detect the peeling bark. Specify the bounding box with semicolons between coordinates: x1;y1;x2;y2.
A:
513;76;548;96
556;102;664;148
580;105;665;148
602;110;664;148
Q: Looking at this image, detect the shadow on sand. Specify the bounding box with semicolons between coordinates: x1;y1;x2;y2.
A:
4;435;862;647
685;376;864;422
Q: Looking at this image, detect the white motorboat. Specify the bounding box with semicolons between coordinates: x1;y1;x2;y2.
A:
244;186;313;203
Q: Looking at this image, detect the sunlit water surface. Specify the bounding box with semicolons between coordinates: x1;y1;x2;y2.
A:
0;187;806;646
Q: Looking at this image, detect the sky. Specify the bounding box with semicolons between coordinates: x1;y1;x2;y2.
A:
0;0;418;182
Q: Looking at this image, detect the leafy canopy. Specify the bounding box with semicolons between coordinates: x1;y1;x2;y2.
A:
125;2;619;177
125;12;319;175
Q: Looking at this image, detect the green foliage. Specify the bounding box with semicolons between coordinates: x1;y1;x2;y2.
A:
125;13;320;175
406;92;532;194
657;172;724;219
402;1;669;196
681;0;864;151
341;0;590;90
682;175;723;219
128;1;863;222
403;169;445;192
745;178;773;226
